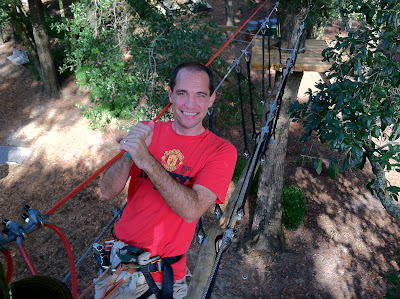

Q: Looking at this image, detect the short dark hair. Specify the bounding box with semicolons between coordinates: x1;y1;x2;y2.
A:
169;62;215;95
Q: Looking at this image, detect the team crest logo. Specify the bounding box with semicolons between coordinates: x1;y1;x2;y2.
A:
161;149;184;172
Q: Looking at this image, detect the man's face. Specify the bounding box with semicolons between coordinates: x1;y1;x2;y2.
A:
169;68;215;136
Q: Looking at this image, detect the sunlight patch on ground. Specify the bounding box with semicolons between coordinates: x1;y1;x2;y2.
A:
6;97;121;170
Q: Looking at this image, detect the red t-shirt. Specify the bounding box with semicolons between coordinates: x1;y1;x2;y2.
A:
115;121;237;282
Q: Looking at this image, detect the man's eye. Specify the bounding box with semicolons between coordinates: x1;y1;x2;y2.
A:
177;92;186;96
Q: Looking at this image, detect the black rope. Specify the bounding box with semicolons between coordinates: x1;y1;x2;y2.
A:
267;18;272;94
235;62;250;158
236;160;258;218
208;106;214;133
261;21;266;106
277;4;282;68
244;52;257;142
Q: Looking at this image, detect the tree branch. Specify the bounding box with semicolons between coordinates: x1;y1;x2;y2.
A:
365;144;400;220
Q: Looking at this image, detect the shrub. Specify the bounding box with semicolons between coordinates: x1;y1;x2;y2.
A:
282;185;307;229
385;252;400;299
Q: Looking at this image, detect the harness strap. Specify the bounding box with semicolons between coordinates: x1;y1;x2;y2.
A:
101;263;137;299
139;255;182;299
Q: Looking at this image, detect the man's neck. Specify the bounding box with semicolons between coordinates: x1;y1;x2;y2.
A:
171;122;206;136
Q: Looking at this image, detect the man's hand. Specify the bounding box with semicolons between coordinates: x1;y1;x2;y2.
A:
120;121;154;169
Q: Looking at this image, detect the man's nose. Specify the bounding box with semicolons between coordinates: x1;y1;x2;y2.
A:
185;94;196;107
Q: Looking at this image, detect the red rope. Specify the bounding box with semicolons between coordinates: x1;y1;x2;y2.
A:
45;103;171;215
16;241;38;275
45;223;78;299
1;248;13;283
205;0;269;67
46;0;269;215
45;150;125;215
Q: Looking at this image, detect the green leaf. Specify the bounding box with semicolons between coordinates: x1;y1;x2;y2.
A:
387;186;400;193
314;159;323;175
351;145;365;168
342;157;349;172
328;159;339;179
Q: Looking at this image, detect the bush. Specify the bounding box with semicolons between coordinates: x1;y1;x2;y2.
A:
282;185;307;229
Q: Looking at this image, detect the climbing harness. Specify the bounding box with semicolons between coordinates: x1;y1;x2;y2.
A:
80;241;181;299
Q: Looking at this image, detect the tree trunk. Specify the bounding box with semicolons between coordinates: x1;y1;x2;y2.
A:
7;4;42;74
246;71;303;251
224;0;234;27
244;2;307;252
365;145;400;220
28;0;59;96
281;4;307;49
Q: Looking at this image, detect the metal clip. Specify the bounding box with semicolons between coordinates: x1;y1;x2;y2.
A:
2;219;27;240
207;105;214;117
243;50;250;62
234;59;241;73
214;205;223;219
236;208;244;221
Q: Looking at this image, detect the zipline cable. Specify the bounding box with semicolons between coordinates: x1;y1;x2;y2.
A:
62;203;127;284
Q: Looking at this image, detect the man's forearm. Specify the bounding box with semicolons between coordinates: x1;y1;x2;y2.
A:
100;154;133;198
142;155;215;223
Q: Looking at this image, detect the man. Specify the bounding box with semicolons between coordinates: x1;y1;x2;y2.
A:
98;62;237;298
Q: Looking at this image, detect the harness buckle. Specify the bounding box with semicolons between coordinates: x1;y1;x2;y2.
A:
151;258;163;272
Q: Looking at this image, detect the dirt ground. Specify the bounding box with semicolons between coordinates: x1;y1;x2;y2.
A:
1;1;400;298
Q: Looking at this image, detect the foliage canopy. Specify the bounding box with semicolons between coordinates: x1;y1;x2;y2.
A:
56;0;221;129
290;0;400;219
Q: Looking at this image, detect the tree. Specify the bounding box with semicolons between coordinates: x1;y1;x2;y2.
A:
224;0;234;27
28;0;59;96
1;0;59;96
247;72;303;251
246;0;335;252
290;0;400;219
1;0;41;75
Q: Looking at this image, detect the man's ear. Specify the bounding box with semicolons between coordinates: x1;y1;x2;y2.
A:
208;92;216;108
168;87;173;103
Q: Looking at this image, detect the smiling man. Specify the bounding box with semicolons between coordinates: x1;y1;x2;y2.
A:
98;62;237;299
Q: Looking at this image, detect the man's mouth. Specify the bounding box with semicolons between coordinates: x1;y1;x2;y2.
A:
182;111;198;116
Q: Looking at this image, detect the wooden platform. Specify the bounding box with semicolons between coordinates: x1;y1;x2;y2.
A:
251;39;332;73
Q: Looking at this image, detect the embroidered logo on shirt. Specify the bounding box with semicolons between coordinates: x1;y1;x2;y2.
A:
161;149;184;172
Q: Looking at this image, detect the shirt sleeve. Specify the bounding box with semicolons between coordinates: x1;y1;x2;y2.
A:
192;142;237;204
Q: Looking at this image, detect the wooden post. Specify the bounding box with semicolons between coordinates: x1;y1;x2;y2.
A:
187;227;222;298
